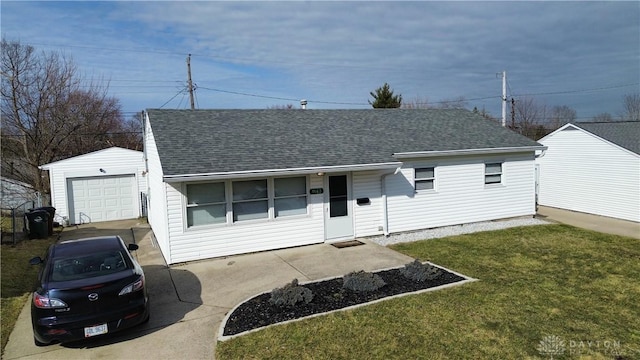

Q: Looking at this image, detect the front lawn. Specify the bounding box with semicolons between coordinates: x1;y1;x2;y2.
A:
216;224;640;359
1;237;57;355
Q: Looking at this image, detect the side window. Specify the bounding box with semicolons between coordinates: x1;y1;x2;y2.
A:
415;167;435;191
485;163;503;184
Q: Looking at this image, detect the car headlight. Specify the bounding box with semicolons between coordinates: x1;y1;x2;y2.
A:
119;275;145;296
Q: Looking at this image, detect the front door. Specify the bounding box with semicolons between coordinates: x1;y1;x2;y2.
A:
325;174;354;240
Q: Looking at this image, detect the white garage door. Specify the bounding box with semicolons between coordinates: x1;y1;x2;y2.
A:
68;175;137;224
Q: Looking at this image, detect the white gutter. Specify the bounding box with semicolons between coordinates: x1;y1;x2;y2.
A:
381;166;402;236
393;146;546;159
163;162;402;182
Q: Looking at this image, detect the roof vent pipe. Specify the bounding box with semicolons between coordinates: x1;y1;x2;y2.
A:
300;99;307;110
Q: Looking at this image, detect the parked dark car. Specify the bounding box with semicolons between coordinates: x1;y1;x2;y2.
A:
29;236;149;346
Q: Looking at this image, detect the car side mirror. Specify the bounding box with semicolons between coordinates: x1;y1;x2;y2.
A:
127;243;139;251
29;256;43;265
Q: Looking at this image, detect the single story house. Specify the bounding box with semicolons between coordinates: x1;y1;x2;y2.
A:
40;147;147;225
536;121;640;222
144;109;545;264
1;176;40;209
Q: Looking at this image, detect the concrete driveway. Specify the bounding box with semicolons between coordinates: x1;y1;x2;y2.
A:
3;220;413;360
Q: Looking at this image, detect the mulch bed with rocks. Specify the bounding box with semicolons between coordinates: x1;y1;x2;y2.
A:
221;263;472;338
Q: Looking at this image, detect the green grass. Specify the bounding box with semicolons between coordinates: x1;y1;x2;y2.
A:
216;225;640;359
1;237;57;355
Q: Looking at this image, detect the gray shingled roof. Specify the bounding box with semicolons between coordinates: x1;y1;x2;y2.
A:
146;109;542;176
573;121;640;155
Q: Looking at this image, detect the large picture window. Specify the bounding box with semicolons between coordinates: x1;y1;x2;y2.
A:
232;179;268;221
186;183;226;227
274;177;307;217
185;176;309;227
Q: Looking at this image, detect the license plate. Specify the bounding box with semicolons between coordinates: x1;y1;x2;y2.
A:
84;323;108;338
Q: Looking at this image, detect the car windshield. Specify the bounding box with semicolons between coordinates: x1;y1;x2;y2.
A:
51;250;129;282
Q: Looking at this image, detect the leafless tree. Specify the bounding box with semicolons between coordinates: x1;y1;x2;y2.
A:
1;39;129;193
547;105;577;130
511;97;548;140
621;93;640;121
435;96;468;109
267;104;295;110
592;112;614;122
401;96;430;109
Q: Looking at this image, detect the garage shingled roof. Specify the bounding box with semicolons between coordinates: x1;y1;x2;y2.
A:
146;109;542;176
573;121;640;155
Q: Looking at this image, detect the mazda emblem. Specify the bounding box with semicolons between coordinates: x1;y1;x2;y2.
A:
88;293;99;301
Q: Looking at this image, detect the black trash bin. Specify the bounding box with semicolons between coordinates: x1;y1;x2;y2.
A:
25;210;49;239
34;206;56;236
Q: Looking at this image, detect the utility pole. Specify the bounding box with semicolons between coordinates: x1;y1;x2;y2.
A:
501;71;507;127
511;97;516;129
187;54;195;110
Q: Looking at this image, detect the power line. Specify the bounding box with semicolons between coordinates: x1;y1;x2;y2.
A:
158;88;187;109
511;83;639;98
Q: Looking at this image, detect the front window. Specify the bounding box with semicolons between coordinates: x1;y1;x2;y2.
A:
274;177;307;217
232;179;268;221
415;167;435;191
186;176;309;227
485;163;503;184
186;183;226;226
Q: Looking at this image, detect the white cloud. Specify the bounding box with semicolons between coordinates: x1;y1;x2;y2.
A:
1;1;638;117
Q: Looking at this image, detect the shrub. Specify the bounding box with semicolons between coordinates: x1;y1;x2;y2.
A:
269;279;314;307
343;270;386;292
400;259;443;282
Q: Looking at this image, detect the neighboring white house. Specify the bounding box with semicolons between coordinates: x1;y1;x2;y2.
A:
144;109;546;265
39;147;147;225
537;121;640;223
1;176;41;209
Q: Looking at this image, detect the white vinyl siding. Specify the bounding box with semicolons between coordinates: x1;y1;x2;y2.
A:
41;147;146;224
384;154;536;234
537;126;640;222
144;115;171;261
164;175;324;264
352;171;384;238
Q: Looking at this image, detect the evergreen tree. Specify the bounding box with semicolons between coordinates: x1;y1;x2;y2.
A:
369;83;402;108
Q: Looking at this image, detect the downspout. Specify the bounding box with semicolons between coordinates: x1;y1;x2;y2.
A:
381;166;402;236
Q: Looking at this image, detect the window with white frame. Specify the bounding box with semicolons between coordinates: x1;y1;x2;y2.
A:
485;163;503;184
232;179;268;222
186;182;226;227
274;177;307;217
185;176;309;227
415;167;435;191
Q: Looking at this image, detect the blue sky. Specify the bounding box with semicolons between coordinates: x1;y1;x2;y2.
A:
2;1;639;121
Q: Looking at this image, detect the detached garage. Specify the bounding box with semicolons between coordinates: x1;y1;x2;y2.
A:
537;122;640;223
40;147;147;225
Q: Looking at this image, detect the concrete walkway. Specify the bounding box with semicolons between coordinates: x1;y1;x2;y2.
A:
3;220;413;360
537;206;640;239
